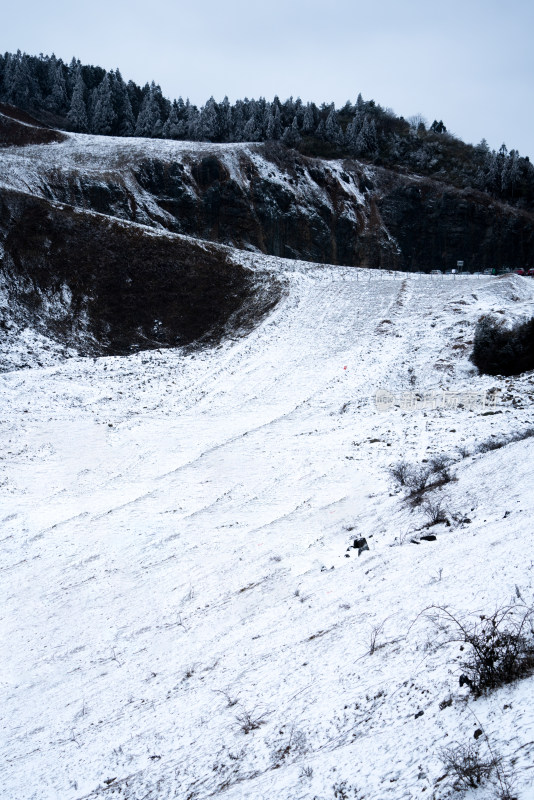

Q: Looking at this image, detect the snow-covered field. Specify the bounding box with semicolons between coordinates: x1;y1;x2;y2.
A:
2;258;534;799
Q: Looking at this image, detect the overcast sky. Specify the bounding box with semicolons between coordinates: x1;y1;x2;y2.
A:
4;0;533;157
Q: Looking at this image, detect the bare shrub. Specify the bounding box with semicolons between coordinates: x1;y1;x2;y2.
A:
369;617;389;655
440;742;498;790
332;780;364;799
271;728;307;767
440;737;517;799
235;706;269;734
428;454;453;474
422;498;449;526
426;603;534;696
456;444;471;458
213;689;239;708
512;427;534;442
389;456;456;506
405;465;431;495
388;460;411;486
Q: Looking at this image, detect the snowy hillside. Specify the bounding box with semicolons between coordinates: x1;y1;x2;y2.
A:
2;253;534;799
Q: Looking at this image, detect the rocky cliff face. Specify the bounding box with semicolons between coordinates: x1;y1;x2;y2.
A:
4;134;532;273
131;149;534;270
377;179;534;270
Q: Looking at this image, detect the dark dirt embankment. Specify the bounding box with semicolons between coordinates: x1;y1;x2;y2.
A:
0;189;283;361
0;103;66;147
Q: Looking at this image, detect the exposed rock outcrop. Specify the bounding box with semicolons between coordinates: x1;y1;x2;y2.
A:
7;138;531;272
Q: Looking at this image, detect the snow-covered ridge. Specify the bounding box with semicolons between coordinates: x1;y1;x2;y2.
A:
2;261;534;799
0;132;369;228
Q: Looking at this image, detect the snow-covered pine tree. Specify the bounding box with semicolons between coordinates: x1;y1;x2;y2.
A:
198;96;219;141
183;101;199;140
354;117;378;157
162;100;187;139
127;80;143;120
483;151;499;193
111;70;135;136
0;53;6;92
1;51;41;110
508;150;521;198
302;102;315;135
91;73;117;135
242;99;263;142
281;115;301;148
314;118;326;140
231;100;245;141
366;119;378;156
325;105;343;146
134;82;163;137
345;115;362;154
243;116;260;141
219;96;232;141
266;104;282;140
45;58;68;114
66;66;89;132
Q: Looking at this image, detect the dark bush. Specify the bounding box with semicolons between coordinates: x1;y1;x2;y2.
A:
475;428;534;454
429;604;534;696
471;314;534;376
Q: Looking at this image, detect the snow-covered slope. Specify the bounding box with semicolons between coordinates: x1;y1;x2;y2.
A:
2;259;534;800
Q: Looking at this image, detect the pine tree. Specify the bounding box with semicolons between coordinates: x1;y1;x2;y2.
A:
281;115;301;148
163;100;187;139
91;73;117;134
219;96;232;141
345;115;362;153
243;107;263;141
484;151;499;193
0;53;6;92
231;100;245;141
185;101;200;140
314;118;326;140
67;66;89;132
2;51;41;110
134;82;163;137
509;150;521;198
367;119;378;155
302;103;315;134
111;70;135;136
325;105;343;146
357;118;378;157
45;59;68;114
198;96;219;141
127;80;143;120
265;105;282;141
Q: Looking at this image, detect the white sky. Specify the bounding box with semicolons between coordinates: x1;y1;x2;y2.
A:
4;0;534;157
